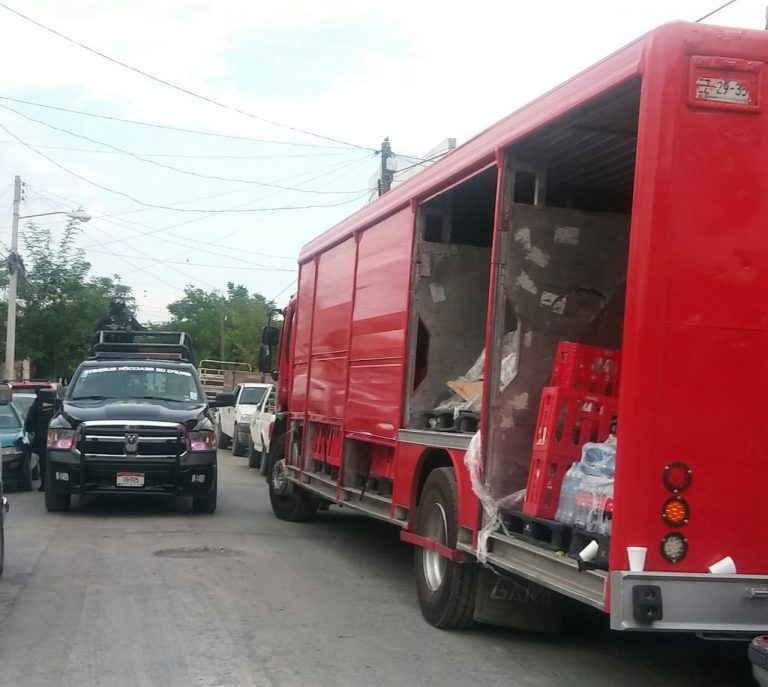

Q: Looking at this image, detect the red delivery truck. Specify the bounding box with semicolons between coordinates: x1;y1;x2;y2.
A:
262;21;768;636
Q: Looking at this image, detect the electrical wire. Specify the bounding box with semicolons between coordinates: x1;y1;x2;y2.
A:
696;0;739;22
270;278;298;303
81;248;297;272
393;150;452;175
0;102;367;194
0;120;372;213
0;97;356;149
0;5;375;151
0;137;367;160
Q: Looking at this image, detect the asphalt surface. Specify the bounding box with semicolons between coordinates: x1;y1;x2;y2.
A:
0;451;754;687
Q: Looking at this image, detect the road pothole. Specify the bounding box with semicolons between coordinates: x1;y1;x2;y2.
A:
153;546;245;559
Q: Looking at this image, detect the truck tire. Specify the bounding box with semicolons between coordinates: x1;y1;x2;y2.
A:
268;436;318;522
18;454;33;492
0;514;4;578
216;419;230;450
232;432;246;457
44;464;70;512
247;438;261;469
414;467;478;629
193;482;217;514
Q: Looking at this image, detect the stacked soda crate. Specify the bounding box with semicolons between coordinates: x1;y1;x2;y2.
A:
522;342;621;521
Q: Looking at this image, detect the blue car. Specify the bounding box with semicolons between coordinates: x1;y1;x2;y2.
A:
0;403;34;492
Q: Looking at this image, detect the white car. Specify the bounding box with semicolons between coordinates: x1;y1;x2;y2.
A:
215;383;271;456
248;385;276;472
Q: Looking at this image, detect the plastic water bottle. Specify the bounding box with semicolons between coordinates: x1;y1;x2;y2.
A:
555;463;579;525
598;482;614;536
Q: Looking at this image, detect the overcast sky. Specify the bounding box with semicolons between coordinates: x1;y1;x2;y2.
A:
0;0;763;322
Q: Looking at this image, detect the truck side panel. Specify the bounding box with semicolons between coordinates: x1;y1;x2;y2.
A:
307;239;356;423
612;25;768;575
345;209;414;440
290;259;316;419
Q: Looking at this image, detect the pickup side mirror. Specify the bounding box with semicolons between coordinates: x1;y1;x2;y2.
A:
271;370;279;382
0;383;10;406
211;392;236;408
261;325;280;347
37;388;57;402
258;344;272;374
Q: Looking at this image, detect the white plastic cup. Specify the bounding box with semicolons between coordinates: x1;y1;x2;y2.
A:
579;539;599;562
708;556;737;575
627;546;647;572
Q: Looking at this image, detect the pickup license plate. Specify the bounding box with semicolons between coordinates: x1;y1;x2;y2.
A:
116;472;144;487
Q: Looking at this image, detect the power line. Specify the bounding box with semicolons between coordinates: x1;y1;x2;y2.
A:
0;137;366;160
270;278;298;303
0;120;373;213
0;102;366;195
0;4;375;151
696;0;738;22
0;97;355;149
82;248;296;272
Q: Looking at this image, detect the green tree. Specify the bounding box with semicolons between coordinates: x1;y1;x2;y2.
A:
15;220;132;378
167;283;274;366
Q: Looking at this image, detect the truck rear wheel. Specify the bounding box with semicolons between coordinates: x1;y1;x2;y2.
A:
268;437;318;522
44;464;70;512
414;467;478;629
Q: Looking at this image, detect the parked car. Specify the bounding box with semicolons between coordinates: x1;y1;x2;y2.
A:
0;382;11;575
0;401;34;491
215;383;271;457
248;384;276;471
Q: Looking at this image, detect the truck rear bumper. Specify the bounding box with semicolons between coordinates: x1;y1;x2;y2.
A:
610;571;768;633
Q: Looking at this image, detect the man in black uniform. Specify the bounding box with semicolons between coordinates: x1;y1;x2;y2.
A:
24;388;56;491
95;297;146;333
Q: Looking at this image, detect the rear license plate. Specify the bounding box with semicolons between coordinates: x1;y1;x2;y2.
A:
116;472;144;487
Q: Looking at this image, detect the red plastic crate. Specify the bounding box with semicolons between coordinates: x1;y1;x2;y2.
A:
523;387;618;519
550;342;621;396
533;387;618;455
523;448;576;519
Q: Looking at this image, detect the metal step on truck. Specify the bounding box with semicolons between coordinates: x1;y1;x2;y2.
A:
259;19;768;665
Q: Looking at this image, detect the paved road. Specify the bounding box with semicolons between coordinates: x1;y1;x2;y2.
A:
0;451;753;687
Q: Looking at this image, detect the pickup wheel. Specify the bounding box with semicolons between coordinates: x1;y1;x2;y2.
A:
268;436;318;522
232;432;246;457
18;454;33;492
216;419;230;450
247;438;261;469
193;484;217;514
414;467;478;629
44;464;70;512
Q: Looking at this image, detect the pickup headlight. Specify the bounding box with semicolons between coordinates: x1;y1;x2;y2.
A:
188;430;216;452
240;413;253;422
48;428;78;450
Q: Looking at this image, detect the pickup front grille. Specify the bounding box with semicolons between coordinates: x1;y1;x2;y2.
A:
81;422;185;459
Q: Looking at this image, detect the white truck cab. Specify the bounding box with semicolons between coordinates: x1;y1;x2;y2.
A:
247;385;276;472
216;382;271;456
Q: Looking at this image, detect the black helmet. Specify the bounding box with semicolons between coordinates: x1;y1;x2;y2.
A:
110;297;127;313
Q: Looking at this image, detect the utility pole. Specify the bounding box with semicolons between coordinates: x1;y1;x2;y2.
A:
4;176;21;381
220;311;226;361
378;137;394;196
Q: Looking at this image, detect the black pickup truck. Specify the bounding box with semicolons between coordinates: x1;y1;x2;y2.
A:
44;331;234;513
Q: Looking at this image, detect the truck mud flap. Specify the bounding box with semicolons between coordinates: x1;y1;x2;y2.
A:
473;565;563;632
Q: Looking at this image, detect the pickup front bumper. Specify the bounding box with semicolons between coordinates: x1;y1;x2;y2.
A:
47;448;216;497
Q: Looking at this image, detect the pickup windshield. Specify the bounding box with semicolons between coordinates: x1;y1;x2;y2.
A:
239;387;267;405
69;365;202;403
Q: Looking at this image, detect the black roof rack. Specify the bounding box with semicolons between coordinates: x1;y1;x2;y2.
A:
90;331;195;363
